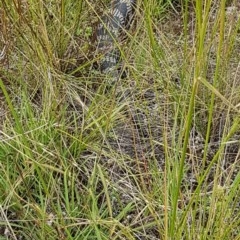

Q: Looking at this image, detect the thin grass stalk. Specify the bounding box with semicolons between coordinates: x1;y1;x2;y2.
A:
169;0;213;237
59;0;66;57
202;0;226;169
178;115;240;233
143;0;163;67
0;79;35;162
182;0;190;84
163;120;169;240
169;76;199;238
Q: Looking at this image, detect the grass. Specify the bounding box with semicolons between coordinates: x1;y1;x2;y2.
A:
0;0;240;239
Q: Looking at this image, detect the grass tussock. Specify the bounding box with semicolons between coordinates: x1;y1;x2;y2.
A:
0;0;240;239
